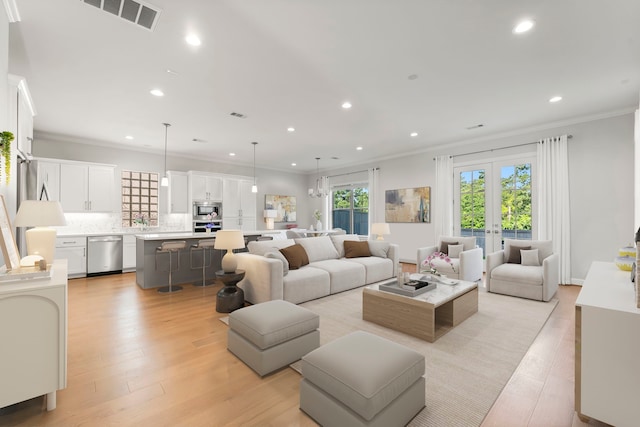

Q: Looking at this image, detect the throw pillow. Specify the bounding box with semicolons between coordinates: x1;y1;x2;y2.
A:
521;249;541;266
279;244;309;270
344;240;372;258
439;240;458;255
368;240;390;258
265;251;290;276
448;244;464;259
507;245;531;264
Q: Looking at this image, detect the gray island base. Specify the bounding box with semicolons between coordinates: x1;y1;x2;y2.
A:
135;232;266;289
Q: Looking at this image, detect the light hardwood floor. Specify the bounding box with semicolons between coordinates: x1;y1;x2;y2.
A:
0;265;610;426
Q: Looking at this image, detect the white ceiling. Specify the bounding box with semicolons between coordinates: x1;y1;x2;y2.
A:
8;0;640;172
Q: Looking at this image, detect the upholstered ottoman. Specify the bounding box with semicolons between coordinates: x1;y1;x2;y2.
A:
300;331;425;427
227;299;320;376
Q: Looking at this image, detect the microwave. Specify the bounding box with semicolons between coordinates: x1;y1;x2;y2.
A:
193;202;222;221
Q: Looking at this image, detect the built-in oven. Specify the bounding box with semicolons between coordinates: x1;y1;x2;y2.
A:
193;201;222;221
193;220;222;233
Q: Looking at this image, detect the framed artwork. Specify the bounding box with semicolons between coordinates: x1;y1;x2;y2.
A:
0;195;21;270
265;194;297;222
385;186;430;223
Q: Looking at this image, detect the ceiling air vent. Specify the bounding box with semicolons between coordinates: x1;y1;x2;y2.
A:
230;112;248;119
82;0;161;31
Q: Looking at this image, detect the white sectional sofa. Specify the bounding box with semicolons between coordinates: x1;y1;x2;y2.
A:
236;235;399;305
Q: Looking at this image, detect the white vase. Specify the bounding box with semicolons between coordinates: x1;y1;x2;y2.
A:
316;220;322;231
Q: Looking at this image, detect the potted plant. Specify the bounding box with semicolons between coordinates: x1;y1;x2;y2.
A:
0;131;13;184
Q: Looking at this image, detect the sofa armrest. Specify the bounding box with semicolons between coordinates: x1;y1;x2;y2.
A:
236;253;284;304
459;247;483;282
542;253;560;301
485;250;505;292
387;243;400;276
417;245;438;271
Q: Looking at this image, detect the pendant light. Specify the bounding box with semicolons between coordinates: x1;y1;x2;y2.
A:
251;141;258;193
308;157;327;198
160;123;170;187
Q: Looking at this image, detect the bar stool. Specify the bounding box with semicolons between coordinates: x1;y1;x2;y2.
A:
190;238;216;287
155;241;186;293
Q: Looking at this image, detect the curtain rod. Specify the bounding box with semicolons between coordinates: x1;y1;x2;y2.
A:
327;167;379;179
433;134;573;160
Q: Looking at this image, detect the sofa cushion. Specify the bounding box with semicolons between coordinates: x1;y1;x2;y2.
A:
447;244;464;259
440;236;476;252
344;257;393;284
344;240;371;258
265;251;289;276
367;240;390;258
280;244;309;270
504;239;553;265
490;262;544;286
248;238;295;256
310;259;366;294
283;267;331;304
295;236;339;262
439;240;458;254
330;234;361;258
521;249;540;266
507;245;531;264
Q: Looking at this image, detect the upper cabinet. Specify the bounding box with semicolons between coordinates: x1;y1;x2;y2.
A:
59;162;115;212
190;172;223;201
8;75;35;157
222;177;256;230
33;160;60;201
167;171;188;213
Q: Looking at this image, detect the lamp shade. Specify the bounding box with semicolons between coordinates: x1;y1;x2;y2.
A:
14;200;66;227
214;230;245;250
263;210;277;218
371;223;390;236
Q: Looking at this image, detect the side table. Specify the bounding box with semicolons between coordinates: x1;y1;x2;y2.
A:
216;269;245;313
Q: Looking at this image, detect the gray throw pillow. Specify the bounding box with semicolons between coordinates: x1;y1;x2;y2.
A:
265;251;289;276
368;241;390;258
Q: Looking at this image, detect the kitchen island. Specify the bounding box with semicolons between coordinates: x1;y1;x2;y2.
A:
135;231;274;290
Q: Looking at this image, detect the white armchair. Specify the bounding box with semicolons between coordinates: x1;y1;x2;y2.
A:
486;239;559;301
417;236;483;282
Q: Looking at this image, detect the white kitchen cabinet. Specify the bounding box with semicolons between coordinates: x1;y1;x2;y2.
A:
167;171;189;213
55;237;86;278
0;260;67;411
123;234;136;271
60;163;115;212
32;160;60;201
223;177;256;231
190;172;223;201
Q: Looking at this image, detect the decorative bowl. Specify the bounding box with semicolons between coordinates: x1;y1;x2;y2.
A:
618;246;636;258
615;255;635;271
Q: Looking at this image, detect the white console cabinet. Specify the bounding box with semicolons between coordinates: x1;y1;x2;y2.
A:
0;260;68;411
575;261;640;427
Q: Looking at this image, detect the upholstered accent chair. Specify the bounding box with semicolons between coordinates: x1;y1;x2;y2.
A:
416;236;483;282
486;239;559;301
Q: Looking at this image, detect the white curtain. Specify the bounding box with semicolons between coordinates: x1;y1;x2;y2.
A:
537;135;571;284
434;155;453;240
635;109;640;231
368;167;379;229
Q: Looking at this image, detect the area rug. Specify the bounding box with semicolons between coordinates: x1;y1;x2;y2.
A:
289;287;558;427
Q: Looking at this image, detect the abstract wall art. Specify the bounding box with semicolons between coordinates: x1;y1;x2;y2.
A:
385;186;430;223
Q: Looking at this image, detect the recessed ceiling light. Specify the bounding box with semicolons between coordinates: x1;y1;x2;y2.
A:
291;163;297;166
229;153;236;157
125;135;134;140
342;101;352;109
410;132;418;137
287;127;295;132
356;146;363;151
513;20;534;34
166;69;179;75
150;89;164;97
185;34;201;46
549;96;563;103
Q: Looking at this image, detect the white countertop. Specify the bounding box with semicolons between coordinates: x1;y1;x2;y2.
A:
135;230;278;241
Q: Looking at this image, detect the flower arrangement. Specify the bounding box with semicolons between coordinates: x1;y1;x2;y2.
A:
205;213;218;230
313;209;321;220
0;131;14;184
133;213;149;227
421;251;456;276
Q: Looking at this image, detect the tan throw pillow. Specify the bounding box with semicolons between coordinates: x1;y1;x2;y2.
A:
507;245;531;264
265;251;289;276
439;240;458;255
521;249;540;266
344;240;372;258
448;244;464;259
279;244;309;270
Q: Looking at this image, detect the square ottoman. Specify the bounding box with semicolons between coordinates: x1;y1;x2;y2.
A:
227;299;320;376
300;331;425;427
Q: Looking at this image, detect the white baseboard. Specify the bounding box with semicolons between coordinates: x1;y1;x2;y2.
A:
570;278;584;286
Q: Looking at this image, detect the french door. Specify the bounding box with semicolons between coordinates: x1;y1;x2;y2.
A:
453;156;536;258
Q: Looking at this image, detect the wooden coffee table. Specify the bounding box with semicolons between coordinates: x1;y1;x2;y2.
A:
362;279;478;342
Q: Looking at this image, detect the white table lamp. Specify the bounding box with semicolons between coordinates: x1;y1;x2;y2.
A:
214;230;245;273
371;223;390;241
263;209;277;230
14;200;66;265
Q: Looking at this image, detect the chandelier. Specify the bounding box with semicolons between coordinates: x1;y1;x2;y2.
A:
308;157;328;198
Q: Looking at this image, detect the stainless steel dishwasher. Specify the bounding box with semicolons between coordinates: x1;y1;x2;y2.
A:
87;235;123;276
